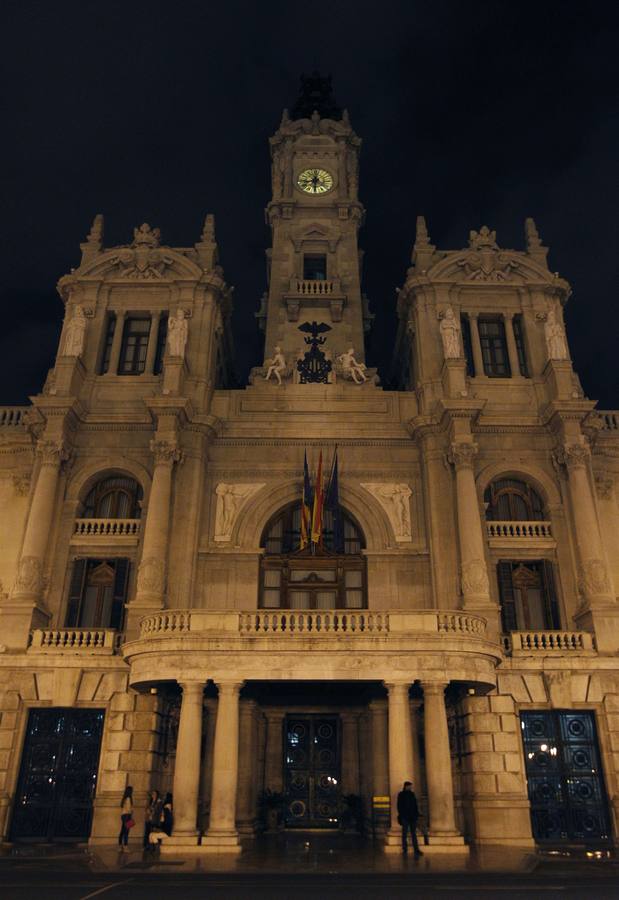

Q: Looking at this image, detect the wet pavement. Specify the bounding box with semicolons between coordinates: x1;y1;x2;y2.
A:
0;835;617;898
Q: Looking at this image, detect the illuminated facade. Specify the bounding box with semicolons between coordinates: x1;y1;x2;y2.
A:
1;76;619;853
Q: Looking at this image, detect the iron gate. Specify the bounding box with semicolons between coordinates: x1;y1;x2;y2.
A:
10;708;105;841
520;710;611;844
284;715;340;828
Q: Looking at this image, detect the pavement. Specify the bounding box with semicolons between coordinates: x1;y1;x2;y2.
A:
0;835;618;898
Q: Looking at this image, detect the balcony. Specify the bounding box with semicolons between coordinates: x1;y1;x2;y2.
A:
71;518;141;543
283;278;346;323
502;630;595;655
0;406;27;427
29;628;120;655
486;520;554;547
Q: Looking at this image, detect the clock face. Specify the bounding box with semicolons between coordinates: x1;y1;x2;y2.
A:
297;168;334;195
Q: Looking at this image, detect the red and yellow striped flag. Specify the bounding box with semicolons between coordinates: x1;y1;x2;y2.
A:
311;451;324;547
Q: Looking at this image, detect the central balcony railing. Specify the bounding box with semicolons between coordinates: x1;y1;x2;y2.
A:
294;279;334;296
502;630;595;654
72;518;141;539
0;406;27;427
138;609;488;640
486;521;552;540
29;628;119;654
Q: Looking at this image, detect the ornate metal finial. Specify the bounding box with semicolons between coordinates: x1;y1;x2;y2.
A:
296;321;333;384
468;225;498;250
290;72;342;121
132;223;161;248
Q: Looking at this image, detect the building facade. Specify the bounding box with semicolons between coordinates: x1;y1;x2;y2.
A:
1;77;619;853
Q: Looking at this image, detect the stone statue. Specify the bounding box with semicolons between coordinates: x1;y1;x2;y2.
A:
61;305;87;357
167;309;188;358
544;308;569;360
337;347;367;384
439;306;462;359
214;483;265;541
264;346;287;385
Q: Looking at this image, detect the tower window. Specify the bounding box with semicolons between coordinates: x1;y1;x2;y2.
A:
478;317;511;378
460;314;475;377
118;317;151;375
303;254;327;281
99;314;116;375
153;315;168;375
512;315;529;377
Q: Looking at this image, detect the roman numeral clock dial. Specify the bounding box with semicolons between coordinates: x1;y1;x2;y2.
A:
297;168;334;194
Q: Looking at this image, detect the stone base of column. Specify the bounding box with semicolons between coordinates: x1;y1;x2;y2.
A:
574;605;619;653
159;832;242;855
200;830;242;853
384;829;468;854
237;819;259;836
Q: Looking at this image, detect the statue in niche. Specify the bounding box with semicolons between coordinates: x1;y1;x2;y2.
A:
264;346;287;385
167;309;188;358
337;347;367;384
544;308;569;360
61;305;87;357
214;483;264;541
361;483;413;541
439;306;462;359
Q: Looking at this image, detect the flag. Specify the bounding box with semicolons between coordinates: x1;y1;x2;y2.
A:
324;447;343;553
311;451;324;547
300;450;313;550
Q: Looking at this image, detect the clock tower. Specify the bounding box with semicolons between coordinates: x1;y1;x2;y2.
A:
256;74;373;377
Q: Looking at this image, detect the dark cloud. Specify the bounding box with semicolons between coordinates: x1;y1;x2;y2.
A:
1;1;618;405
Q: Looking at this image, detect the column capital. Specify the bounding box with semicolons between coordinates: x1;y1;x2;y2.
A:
216;680;244;697
179;680;206;696
421;680;449;695
36;438;70;468
554;442;590;471
383;681;411;696
150;438;182;467
447;441;478;470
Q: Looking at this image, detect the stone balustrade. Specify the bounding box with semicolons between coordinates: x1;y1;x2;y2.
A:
599;411;619;430
295;279;334;296
72;518;141;540
502;630;595;654
486;520;552;540
0;406;27;427
139;608;487;640
29;628;119;654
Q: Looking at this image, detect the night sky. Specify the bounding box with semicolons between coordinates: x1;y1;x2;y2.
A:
2;2;618;406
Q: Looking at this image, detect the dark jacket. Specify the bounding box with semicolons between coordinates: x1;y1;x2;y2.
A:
397;788;419;823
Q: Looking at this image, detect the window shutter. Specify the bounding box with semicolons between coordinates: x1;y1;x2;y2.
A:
541;560;561;629
110;558;131;630
497;561;518;632
66;558;88;627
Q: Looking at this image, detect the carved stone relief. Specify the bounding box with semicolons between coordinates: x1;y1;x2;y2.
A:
214;483;266;542
360;483;412;542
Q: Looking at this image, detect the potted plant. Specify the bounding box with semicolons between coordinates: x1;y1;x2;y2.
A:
259;788;285;832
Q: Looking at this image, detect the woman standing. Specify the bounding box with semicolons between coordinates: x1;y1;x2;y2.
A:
118;785;134;851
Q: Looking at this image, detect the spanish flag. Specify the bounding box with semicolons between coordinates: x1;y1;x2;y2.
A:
311;451;324;547
300;451;313;550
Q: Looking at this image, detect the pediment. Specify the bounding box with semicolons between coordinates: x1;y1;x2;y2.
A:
425;247;557;286
77;246;203;282
290;222;342;253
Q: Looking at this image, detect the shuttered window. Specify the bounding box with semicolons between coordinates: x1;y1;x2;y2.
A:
65;558;130;630
497;560;561;632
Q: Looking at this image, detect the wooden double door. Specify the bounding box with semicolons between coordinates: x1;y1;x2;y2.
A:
284;714;340;828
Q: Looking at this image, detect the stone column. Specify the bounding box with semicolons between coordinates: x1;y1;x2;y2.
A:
369;701;389;799
447;441;492;610
11;438;68;608
145;311;161;374
559;443;614;607
468;313;485;377
131;438;181;623
202;681;242;852
106;310;125;376
171;681;205;839
264;710;284;792
504;313;520;377
409;700;423;800
422;681;461;840
341;713;360;796
236;699;258;834
384;682;414;847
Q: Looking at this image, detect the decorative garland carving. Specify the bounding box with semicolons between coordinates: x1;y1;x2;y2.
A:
137;556;166;595
13;556;43;595
460;558;490;597
578;558;612;598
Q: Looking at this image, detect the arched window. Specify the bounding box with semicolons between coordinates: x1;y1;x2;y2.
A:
484;478;545;522
260;503;366;609
82;475;143;519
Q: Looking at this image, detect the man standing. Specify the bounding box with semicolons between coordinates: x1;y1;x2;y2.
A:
397;780;423;856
